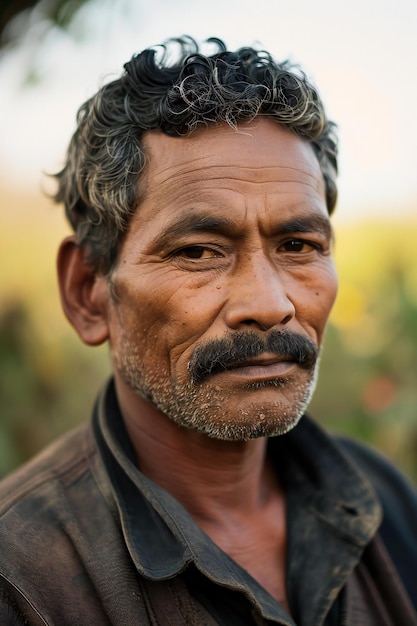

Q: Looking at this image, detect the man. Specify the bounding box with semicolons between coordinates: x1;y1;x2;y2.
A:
0;37;416;625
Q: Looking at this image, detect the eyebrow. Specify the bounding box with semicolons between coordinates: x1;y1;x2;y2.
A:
275;215;333;240
154;211;333;249
155;213;236;249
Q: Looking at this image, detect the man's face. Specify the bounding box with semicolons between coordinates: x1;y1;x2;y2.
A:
107;118;338;440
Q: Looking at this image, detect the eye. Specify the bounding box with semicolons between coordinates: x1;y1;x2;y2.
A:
176;246;222;259
280;239;319;253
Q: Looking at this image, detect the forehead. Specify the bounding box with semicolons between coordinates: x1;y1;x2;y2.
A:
130;118;327;239
141;118;324;191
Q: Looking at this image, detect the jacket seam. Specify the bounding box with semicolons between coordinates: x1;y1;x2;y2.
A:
0;573;49;626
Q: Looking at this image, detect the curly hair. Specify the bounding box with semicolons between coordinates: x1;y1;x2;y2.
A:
54;36;338;274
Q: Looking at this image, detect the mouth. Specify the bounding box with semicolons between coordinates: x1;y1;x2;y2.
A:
226;353;291;369
188;330;318;385
211;353;297;382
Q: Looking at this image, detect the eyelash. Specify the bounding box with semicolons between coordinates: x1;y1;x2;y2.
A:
173;245;224;259
280;239;323;253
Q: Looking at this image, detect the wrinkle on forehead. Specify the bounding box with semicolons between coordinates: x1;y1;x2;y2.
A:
135;120;328;234
142;119;324;185
154;162;322;185
142;169;326;211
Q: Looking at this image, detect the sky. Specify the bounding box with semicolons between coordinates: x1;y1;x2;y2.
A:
0;0;416;222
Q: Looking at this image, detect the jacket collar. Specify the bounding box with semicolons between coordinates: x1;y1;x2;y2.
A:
276;418;382;624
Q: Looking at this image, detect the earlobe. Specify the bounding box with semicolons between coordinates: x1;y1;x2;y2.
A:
57;236;110;346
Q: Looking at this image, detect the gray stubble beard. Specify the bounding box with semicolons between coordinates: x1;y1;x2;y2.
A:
114;342;320;441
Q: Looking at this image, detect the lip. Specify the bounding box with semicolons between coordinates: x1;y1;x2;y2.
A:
213;353;297;383
227;353;289;368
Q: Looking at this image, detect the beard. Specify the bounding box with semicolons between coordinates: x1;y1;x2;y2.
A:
114;330;319;441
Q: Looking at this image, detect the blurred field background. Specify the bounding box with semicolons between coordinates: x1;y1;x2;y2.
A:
0;0;416;479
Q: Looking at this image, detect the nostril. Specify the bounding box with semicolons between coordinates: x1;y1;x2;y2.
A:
241;319;262;328
240;316;291;331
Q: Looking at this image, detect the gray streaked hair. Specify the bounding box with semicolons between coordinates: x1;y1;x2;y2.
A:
54;36;338;274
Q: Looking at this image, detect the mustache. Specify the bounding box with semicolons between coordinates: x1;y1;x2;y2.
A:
188;330;318;384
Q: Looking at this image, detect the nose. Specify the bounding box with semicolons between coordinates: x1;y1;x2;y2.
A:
223;253;296;332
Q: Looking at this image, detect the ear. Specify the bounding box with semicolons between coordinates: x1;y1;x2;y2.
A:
57;236;110;345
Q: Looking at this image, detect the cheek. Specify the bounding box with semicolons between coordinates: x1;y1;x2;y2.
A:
314;291;337;340
291;264;338;334
110;277;226;366
107;281;167;360
314;266;338;311
166;287;227;359
325;263;339;308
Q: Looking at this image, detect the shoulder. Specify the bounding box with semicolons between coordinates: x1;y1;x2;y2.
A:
0;425;118;623
0;425;101;556
334;435;417;605
334;436;417;520
0;425;95;515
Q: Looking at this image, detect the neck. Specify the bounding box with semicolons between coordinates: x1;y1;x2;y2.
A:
115;378;281;522
116;378;289;608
